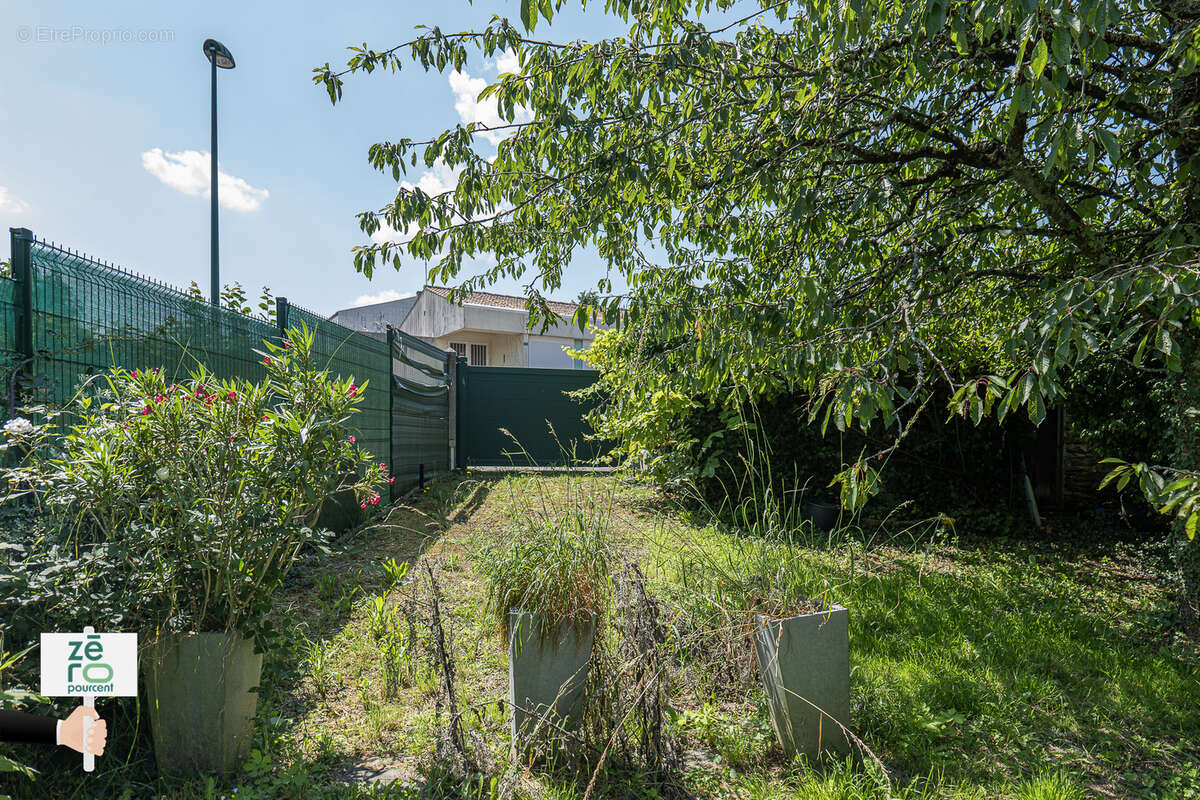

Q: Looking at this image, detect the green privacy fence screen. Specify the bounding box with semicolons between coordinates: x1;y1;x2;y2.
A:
285;301;392;483
4;227;450;498
389;329;451;487
455;363;607;467
0;277;16;365
24;236;277;399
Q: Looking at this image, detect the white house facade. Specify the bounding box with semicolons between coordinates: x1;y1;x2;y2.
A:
331;286;600;369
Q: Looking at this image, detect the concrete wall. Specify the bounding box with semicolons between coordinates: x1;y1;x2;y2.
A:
401;293;597;339
400;291;466;338
330;296;417;333
398;291;601;368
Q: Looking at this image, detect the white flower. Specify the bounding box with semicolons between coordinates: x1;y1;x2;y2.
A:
2;417;34;436
154;467;170;481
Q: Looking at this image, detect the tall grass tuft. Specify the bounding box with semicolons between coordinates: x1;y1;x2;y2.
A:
1014;771;1086;800
480;509;611;640
681;401;828;543
480;428;616;639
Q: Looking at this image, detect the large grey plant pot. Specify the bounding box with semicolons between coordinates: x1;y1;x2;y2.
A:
508;610;595;751
754;605;851;761
145;632;263;776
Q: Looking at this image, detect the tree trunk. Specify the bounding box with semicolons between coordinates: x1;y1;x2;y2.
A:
1168;343;1200;635
1167;2;1200;637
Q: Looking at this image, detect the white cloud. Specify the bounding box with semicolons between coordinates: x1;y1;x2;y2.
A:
449;62;530;146
372;53;523;247
493;49;520;75
0;186;28;214
352;289;414;307
370;161;462;245
369;220;410;246
141;148;269;212
400;162;459;197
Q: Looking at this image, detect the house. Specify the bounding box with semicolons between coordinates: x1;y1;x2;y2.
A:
329;295;418;341
331;285;601;368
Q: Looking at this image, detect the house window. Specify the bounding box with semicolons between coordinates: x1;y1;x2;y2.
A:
450;342;488;366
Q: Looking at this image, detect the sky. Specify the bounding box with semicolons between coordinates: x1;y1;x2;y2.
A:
0;1;631;315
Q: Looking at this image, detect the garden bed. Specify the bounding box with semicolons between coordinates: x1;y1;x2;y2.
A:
7;472;1199;799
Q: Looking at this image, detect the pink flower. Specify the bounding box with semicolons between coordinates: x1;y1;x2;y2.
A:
283;342;292;350
349;384;358;397
359;502;367;510
131;370;138;378
388;477;395;485
370;494;381;506
263;356;272;365
140;406;151;415
155;394;164;403
262;415;269;422
348;435;356;443
379;463;386;470
227;391;237;401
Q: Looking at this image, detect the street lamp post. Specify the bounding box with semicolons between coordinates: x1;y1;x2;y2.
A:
202;38;235;306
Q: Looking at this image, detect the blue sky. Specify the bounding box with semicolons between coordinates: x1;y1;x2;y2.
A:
0;1;629;315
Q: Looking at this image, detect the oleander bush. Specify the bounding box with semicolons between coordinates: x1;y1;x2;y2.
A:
0;325;386;643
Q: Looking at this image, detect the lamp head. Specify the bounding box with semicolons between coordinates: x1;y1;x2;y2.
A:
203;39;235;69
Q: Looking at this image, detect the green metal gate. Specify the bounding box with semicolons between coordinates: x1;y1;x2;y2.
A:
455;362;606;467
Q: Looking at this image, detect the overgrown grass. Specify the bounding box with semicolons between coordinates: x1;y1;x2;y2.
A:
5;473;1198;800
479;501;612;639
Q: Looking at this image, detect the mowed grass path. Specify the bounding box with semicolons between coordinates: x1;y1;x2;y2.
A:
271;473;1199;799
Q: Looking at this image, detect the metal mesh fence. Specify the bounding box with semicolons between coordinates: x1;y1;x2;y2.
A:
8;234;404;469
27;240;276;402
0;276;15;357
0;275;15;416
286;302;391;473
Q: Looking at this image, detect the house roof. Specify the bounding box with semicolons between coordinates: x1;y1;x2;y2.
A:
424;285;579;318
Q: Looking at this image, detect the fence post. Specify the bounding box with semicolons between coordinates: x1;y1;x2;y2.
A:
446;351;457;471
9;228;34;409
386;325;396;501
276;296;289;338
454;355;467;469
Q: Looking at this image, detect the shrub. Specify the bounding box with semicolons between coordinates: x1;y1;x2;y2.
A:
0;325;385;642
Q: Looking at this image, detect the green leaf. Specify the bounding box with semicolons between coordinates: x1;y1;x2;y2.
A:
1188;512;1198;541
1097;128;1121;165
1031;38;1049;79
1028;391;1046;426
925;0;948;39
520;0;537;32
